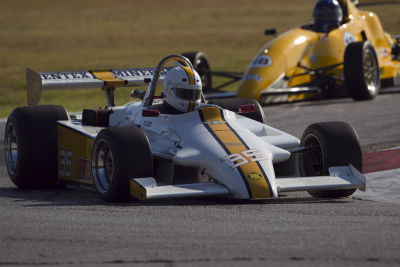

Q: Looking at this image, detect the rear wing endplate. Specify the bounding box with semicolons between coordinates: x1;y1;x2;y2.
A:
26;66;174;105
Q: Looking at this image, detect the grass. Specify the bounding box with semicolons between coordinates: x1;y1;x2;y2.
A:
1;0;399;118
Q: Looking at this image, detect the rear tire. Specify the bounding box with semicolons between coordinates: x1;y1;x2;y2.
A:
299;122;362;198
181;52;212;91
4;105;69;189
92;127;153;202
207;98;267;124
344;41;380;100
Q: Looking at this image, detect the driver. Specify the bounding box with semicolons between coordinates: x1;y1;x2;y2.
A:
313;0;343;33
162;66;202;114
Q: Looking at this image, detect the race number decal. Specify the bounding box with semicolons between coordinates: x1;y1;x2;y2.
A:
221;153;249;169
251;55;272;68
221;149;268;169
343;31;355;47
59;150;72;177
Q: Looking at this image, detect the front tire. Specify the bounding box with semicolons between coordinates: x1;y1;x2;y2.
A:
4;105;69;189
344;41;380;100
92;127;153;202
299;122;363;198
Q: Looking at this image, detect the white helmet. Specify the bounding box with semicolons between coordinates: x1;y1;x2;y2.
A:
163;66;202;113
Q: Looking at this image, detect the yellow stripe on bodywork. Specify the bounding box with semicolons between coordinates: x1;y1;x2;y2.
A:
200;107;271;199
181;66;195;85
91;70;126;89
129;179;147;201
188;101;195;112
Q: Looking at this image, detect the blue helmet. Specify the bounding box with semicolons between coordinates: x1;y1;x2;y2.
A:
313;0;343;32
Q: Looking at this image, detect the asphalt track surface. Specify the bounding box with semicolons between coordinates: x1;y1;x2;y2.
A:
1;91;400;266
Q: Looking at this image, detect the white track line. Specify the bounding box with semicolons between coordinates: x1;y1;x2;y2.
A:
353;168;400;204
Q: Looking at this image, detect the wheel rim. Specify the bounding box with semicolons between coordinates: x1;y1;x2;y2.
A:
92;139;114;193
364;49;379;92
5;122;18;175
300;134;324;177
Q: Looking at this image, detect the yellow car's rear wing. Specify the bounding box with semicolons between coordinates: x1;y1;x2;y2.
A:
26;67;173;106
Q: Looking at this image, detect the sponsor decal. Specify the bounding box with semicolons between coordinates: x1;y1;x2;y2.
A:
243;75;263;82
381;48;389;58
309;53;318;65
77;158;92;182
224;143;243;146
40;69;171;80
247;172;262;180
112;69;170;78
41;72;94;80
343;31;355;47
125;109;133;120
221;148;268;170
251;55;272;68
143;120;153;127
33;82;41;90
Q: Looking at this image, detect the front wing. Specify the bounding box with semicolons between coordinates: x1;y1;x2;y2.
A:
129;165;366;200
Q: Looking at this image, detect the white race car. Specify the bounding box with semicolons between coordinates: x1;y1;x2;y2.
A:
4;55;366;202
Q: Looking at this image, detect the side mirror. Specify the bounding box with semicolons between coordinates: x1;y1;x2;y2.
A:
264;28;277;36
142;109;160;117
131;89;146;100
239;104;255;113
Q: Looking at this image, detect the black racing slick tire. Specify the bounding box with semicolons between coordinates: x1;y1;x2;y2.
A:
344;41;380;100
181;52;212;91
207;98;267;124
4;105;69;189
91;127;153;202
299;122;363;198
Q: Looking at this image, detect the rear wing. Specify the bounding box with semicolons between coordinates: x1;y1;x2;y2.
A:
26;66;174;106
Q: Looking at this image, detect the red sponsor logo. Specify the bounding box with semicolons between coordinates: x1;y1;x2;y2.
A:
77;158;92;182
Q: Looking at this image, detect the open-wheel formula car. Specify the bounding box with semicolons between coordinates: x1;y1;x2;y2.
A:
5;55;366;202
185;0;400;104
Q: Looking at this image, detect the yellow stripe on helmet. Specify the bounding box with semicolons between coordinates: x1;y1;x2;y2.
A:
181;66;196;85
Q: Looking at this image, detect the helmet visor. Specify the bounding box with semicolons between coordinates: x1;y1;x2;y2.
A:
314;8;342;24
171;84;202;101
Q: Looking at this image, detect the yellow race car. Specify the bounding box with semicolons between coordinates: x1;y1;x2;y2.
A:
185;0;400;104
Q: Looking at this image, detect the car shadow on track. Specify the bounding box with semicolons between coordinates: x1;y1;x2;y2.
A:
0;184;358;208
